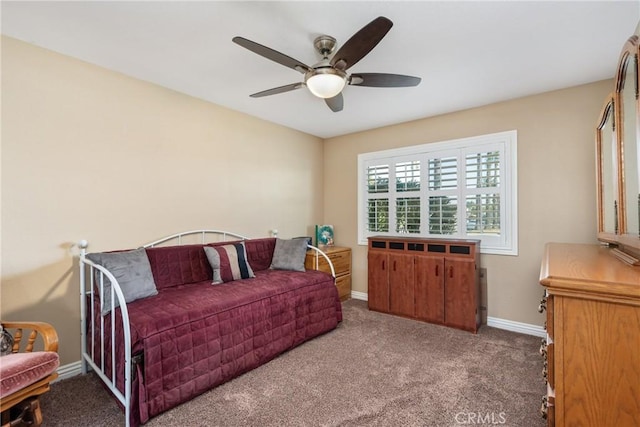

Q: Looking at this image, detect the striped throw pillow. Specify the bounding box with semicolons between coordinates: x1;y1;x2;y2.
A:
204;242;255;284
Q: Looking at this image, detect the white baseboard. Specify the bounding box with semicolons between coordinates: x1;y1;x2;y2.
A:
350;291;544;337
54;360;83;382
487;316;546;337
350;290;368;301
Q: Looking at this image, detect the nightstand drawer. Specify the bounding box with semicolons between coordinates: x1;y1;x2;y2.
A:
306;246;351;301
327;250;351;276
305;247;351;276
336;275;351;300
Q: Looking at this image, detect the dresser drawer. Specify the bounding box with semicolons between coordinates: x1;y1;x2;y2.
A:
547;342;554;388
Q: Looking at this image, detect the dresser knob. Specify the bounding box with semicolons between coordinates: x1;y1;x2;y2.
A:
538;298;547;313
540;395;548;419
539;339;547;357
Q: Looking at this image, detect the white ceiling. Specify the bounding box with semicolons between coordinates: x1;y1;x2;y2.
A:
2;1;639;139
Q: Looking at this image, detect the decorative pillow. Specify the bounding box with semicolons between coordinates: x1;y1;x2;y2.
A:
86;248;158;315
270;238;308;272
204;242;255;284
0;326;14;356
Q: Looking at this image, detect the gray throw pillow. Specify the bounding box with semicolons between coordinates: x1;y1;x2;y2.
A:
86;248;158;315
270;238;308;272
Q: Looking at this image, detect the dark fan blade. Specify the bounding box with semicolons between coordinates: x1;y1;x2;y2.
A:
330;16;393;71
250;83;304;98
233;37;312;74
325;93;344;112
350;73;421;88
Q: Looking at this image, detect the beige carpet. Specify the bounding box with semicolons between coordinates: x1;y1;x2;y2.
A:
41;300;546;426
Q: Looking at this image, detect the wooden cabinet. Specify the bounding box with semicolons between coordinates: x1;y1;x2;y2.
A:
305;246;351;301
539;243;640;426
368;236;480;333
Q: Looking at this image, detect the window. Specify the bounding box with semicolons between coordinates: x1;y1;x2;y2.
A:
358;130;517;255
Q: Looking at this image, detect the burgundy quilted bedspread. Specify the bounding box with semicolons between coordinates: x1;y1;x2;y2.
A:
92;239;342;425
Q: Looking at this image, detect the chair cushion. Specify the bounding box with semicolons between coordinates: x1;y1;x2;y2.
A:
0;352;59;397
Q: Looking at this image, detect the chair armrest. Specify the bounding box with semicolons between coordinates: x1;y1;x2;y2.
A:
1;321;59;353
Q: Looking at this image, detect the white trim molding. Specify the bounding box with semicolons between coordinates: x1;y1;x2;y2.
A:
487;316;546;337
54;360;83;382
350;290;368;301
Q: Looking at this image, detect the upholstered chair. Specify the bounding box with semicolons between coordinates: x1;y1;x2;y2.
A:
0;321;59;427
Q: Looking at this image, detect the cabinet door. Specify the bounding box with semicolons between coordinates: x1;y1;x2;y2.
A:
415;256;444;323
368;252;389;312
444;258;477;331
389;253;415;317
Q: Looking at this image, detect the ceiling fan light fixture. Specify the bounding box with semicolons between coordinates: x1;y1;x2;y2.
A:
305;68;346;99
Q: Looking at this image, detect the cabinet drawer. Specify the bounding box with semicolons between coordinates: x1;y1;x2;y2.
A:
336;275;351;300
306;248;351;276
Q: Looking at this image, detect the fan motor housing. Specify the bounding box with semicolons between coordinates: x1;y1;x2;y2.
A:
313;35;337;57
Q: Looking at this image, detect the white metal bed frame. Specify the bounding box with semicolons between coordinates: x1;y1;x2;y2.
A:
78;230;335;427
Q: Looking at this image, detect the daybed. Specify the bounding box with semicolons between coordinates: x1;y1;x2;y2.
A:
79;230;342;427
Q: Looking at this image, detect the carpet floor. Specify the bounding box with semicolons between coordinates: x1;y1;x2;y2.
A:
40;299;546;426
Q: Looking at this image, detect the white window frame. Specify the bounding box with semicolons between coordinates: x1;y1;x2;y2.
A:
357;130;518;256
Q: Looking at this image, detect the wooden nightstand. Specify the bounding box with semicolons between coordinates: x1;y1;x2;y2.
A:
305;246;351;301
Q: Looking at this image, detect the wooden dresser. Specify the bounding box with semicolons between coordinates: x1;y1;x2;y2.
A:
367;236;480;333
539;242;640;426
305;246;351;301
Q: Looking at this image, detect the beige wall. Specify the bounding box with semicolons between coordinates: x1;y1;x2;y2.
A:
1;34;613;366
1;37;324;365
324;80;612;326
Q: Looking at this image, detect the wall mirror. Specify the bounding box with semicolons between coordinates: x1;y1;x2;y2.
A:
597;35;640;259
619;40;639;239
596;95;617;239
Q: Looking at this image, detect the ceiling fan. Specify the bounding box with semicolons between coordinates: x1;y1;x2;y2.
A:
232;16;421;112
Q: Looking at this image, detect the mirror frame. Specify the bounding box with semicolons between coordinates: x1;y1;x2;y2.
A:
598;35;640;257
596;93;617;243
